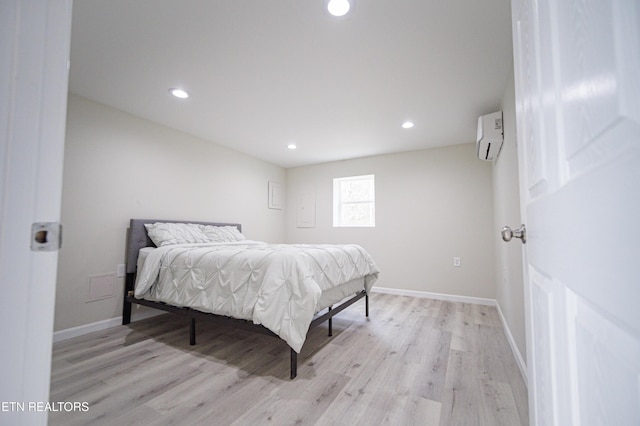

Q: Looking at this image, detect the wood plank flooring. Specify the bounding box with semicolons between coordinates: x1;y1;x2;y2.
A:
49;293;528;425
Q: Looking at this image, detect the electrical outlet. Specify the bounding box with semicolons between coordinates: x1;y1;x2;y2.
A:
453;257;461;267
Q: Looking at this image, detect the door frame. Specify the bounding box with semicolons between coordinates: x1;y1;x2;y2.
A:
0;0;72;424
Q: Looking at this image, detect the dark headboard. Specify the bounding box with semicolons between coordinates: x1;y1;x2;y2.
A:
125;219;242;274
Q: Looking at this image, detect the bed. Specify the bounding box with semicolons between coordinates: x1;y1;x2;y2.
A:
122;219;379;378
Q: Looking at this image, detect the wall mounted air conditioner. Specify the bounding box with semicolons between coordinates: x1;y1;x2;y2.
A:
476;111;503;161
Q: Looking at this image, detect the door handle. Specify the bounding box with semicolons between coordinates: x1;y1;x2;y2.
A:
501;224;526;244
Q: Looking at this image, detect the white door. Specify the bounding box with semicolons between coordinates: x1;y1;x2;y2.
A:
510;0;640;425
0;0;71;424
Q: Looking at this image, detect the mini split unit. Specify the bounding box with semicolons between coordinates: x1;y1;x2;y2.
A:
476;111;504;161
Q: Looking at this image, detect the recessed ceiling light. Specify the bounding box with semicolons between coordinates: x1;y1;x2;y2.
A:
402;121;414;129
287;143;297;150
327;0;350;17
169;88;189;99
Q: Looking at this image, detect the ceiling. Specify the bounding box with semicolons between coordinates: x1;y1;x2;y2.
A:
69;0;513;168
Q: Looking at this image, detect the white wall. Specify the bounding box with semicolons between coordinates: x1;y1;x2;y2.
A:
285;144;495;299
493;72;526;364
55;95;286;331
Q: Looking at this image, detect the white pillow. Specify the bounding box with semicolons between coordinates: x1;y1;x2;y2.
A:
145;222;210;247
198;225;245;242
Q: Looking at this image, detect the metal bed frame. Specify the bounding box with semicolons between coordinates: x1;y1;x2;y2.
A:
121;219;369;379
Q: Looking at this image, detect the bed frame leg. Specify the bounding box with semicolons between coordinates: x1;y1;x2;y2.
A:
190;318;196;345
290;348;297;379
122;300;132;325
122;273;134;325
365;294;369;317
328;307;333;336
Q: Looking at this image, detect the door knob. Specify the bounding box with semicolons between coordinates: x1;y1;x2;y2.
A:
501;224;526;244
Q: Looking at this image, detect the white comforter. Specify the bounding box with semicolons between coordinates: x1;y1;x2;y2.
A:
134;241;379;352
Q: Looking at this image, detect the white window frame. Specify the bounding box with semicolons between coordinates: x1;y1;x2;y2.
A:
333;174;376;227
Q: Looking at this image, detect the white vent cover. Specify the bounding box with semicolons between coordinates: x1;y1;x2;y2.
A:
476;111;504;161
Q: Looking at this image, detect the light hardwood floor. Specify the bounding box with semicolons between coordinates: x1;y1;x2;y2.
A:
50;293;528;425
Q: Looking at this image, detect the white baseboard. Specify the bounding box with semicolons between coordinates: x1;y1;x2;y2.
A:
371;286;496;306
495;302;528;385
52;308;164;343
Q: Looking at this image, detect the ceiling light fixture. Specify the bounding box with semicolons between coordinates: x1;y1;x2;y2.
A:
287;143;297;150
402;121;414;129
327;0;351;17
169;88;189;99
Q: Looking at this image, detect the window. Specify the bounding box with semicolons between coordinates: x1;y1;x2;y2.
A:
333;174;375;227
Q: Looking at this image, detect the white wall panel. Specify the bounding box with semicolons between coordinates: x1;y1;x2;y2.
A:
285;143;495;299
55;95;285;331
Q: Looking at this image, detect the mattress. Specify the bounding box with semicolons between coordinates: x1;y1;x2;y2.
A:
134;241;379;352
